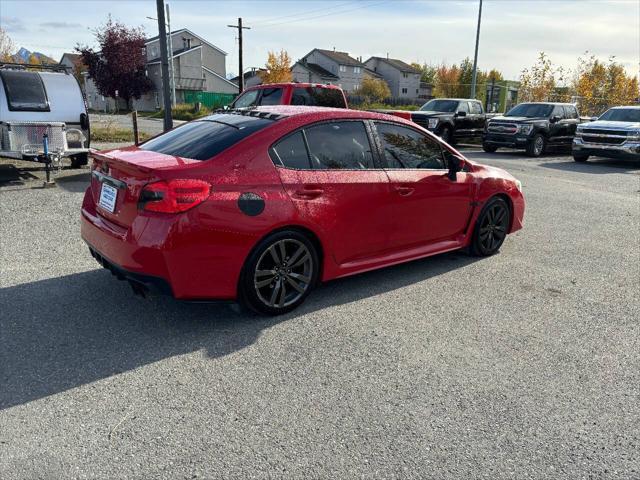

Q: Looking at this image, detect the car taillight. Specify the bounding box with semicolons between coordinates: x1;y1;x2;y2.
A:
140;179;211;213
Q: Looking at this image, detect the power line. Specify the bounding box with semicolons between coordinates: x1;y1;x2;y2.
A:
249;1;357;26
250;1;389;29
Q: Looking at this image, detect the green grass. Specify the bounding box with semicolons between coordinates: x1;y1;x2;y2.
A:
351;102;420;111
91;126;151;143
146;103;213;121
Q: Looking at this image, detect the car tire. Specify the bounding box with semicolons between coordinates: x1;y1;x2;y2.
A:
470;197;511;257
526;134;546;157
238;230;319;315
482;143;498;153
439;126;454;145
573;153;589;162
70;153;89;168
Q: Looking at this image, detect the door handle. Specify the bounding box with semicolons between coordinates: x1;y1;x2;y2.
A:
293;187;324;200
395;186;414;196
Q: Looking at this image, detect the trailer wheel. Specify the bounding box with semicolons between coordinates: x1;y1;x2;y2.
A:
70;153;89;168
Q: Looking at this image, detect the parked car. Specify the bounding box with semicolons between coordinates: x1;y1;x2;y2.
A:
0;62;90;167
230;82;348;109
401;98;497;144
572;106;640;162
81;106;525;315
483;102;582;157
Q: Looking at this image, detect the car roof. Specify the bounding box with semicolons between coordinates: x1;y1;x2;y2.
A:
609;105;640;110
518;101;576;106
250;105;407;122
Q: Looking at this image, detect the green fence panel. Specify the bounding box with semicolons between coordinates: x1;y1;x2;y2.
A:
183;91;237;109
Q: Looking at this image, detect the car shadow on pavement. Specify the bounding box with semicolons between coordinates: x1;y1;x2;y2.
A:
540;157;640;174
0;251;480;410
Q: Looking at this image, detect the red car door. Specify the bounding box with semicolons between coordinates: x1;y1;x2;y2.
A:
373;121;475;249
271;121;393;265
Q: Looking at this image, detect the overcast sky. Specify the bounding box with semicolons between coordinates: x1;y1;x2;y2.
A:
2;0;638;80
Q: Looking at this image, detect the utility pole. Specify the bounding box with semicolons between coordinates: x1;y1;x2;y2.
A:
470;0;483;99
166;3;176;107
156;0;172;131
227;18;250;92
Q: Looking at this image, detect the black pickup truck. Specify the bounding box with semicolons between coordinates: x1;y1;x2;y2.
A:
408;98;493;144
483;102;582;157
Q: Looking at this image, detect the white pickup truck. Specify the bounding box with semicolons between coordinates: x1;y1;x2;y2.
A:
573;106;640;162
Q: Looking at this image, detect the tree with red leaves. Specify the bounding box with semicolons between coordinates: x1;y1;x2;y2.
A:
77;17;153;109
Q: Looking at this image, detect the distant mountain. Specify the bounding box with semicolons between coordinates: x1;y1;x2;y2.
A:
11;47;57;65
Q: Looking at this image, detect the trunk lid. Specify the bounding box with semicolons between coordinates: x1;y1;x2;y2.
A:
90;147;200;227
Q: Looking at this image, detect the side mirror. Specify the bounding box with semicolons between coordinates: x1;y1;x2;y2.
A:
550;115;561;123
222;105;230;111
447;153;464;181
455;111;467;117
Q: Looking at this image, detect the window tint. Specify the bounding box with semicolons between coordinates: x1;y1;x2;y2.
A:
233;89;259;108
375;122;445;169
259;88;283;106
269;131;310;169
305;121;374;170
470;102;482;114
140;114;273;160
0;70;49;112
291;87;346;108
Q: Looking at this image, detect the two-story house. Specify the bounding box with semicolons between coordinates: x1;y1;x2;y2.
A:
364;56;421;100
291;49;367;93
69;28;237;112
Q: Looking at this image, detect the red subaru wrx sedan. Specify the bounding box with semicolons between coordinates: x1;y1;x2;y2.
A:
81;106;525;315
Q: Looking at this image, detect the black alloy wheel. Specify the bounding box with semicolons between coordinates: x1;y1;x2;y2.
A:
526;134;546;157
239;231;319;315
471;197;511;256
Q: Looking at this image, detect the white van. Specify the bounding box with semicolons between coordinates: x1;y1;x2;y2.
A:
0;63;90;167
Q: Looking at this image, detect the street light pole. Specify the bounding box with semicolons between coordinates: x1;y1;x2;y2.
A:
470;0;483;99
166;3;176;107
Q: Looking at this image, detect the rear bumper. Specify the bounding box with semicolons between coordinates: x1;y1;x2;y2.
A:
483;133;530;149
573;138;640;160
80;187;247;300
88;246;173;296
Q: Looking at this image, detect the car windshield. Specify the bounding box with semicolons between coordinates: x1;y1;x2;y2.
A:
598;108;640;122
505;103;553;118
140;114;273;160
420;99;459;112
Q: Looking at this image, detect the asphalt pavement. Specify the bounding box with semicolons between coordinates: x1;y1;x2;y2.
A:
0;149;639;479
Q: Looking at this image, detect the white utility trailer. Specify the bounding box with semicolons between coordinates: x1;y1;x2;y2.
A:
0;63;90;169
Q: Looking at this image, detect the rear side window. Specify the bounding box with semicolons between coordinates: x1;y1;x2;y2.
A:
470;102;482;114
563;105;578;119
305;121;374;170
270;131;311;169
375;122;445;169
140;114;273;160
552;105;564;118
291;87;346;108
0;70;50;112
259;88;283;106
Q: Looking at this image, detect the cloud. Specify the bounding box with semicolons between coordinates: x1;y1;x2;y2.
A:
39;22;83;29
1;16;25;33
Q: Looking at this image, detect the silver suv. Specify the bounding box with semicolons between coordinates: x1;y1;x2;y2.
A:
573;106;640;162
